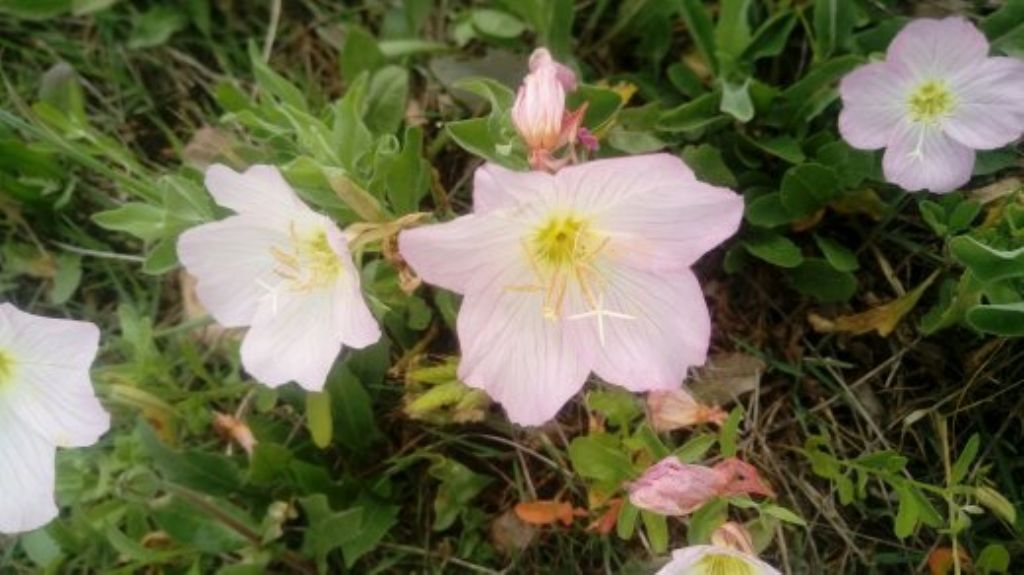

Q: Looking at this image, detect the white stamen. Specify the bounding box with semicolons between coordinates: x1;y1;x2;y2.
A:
568;294;635;346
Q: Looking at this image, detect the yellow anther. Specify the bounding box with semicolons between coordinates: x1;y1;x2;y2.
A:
907;81;954;124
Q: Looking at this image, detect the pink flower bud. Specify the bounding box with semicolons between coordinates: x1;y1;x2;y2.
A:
647;388;728;432
627;456;723;515
712;457;776;499
512;63;567;153
528;48;577;92
710;522;756;555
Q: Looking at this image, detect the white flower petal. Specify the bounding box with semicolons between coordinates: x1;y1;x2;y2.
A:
177;215;291;327
0;304;109;447
0;411;58;534
838;61;911;149
327;231;382;349
656;545;781;575
556;154;743;270
205;164;310;217
240;287;345;391
399;212;527;294
589;267;710;391
472;162;553;214
456;266;594;426
946;57;1024;150
883;121;974;193
887;17;989;82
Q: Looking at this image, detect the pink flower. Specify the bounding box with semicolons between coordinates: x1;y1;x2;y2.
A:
839;16;1024;194
655;545;780;575
177;165;380;391
512;48;585;171
647;388;728;431
398;154;742;425
628;456;774;516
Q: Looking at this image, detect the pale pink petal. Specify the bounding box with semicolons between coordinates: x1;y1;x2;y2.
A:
838;61;911;149
177;215;289;327
656;545;781;575
0;305;109;447
588;268;710;391
888;17;989;81
0;416;57;533
399;213;526;294
513;64;566;151
205;164;308;217
456;267;594;426
472;163;552;214
945;57;1024;150
883;121;974;193
556;154;742;270
240;287;343;391
328;229;382;349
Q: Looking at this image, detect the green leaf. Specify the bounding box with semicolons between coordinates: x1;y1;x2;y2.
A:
300;496;363;570
951;433;980;484
616;500;639;539
760;504;806;527
815;141;877;187
743;230;804;268
787;258;857;303
718;406;744;457
568;85;624;131
607;128;665;154
0;0;70;20
745;192;794;228
966;302;1024;336
587;388;642;428
340;26;385;83
38;62;86;126
814;235;859;272
306;391;333;449
568;434;633;484
471;9;526;39
250;45;308;113
775;55;862;124
893;485;919;539
687;499;728;544
720;78;754;122
50;253;82;304
674;434;717;463
715;0;752;63
950;236;1024;283
341;499;399;567
676;0;718;74
153;495;250;553
640;510;669;553
19;530;62;568
779;163;841;219
136;422;243;496
129;5;187;49
746;135;805;164
741;10;797;62
446;118;528;170
327;364;381;453
428;457;492;531
658;92;721;132
813;0;855;59
976;544;1011;575
92;203;168;242
364;66;409;135
680;144;737;187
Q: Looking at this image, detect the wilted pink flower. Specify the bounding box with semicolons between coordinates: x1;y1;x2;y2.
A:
178;165;380;391
399;154;742;425
213;412;257;456
655;544;781;575
628;457;722;515
839;17;1024;194
628;456;774;516
577;127;600;152
512;48;586;171
647;388;728;431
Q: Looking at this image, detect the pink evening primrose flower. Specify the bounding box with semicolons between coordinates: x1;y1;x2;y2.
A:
654;545;781;575
628;456;775;516
177;164;380;391
398;154;743;425
0;303;110;533
838;16;1024;194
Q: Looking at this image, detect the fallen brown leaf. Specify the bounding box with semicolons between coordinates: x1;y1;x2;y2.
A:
514;500;578;527
810;271;939;337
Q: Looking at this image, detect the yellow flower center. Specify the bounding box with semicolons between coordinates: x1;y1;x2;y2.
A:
907;81;954;123
691;553;756;575
0;349;15;389
271;225;343;292
532;215;592;267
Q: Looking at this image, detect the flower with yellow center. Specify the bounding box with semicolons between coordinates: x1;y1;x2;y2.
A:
0;303;109;534
839;16;1024;194
177;164;381;391
654;545;780;575
399;154;742;425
